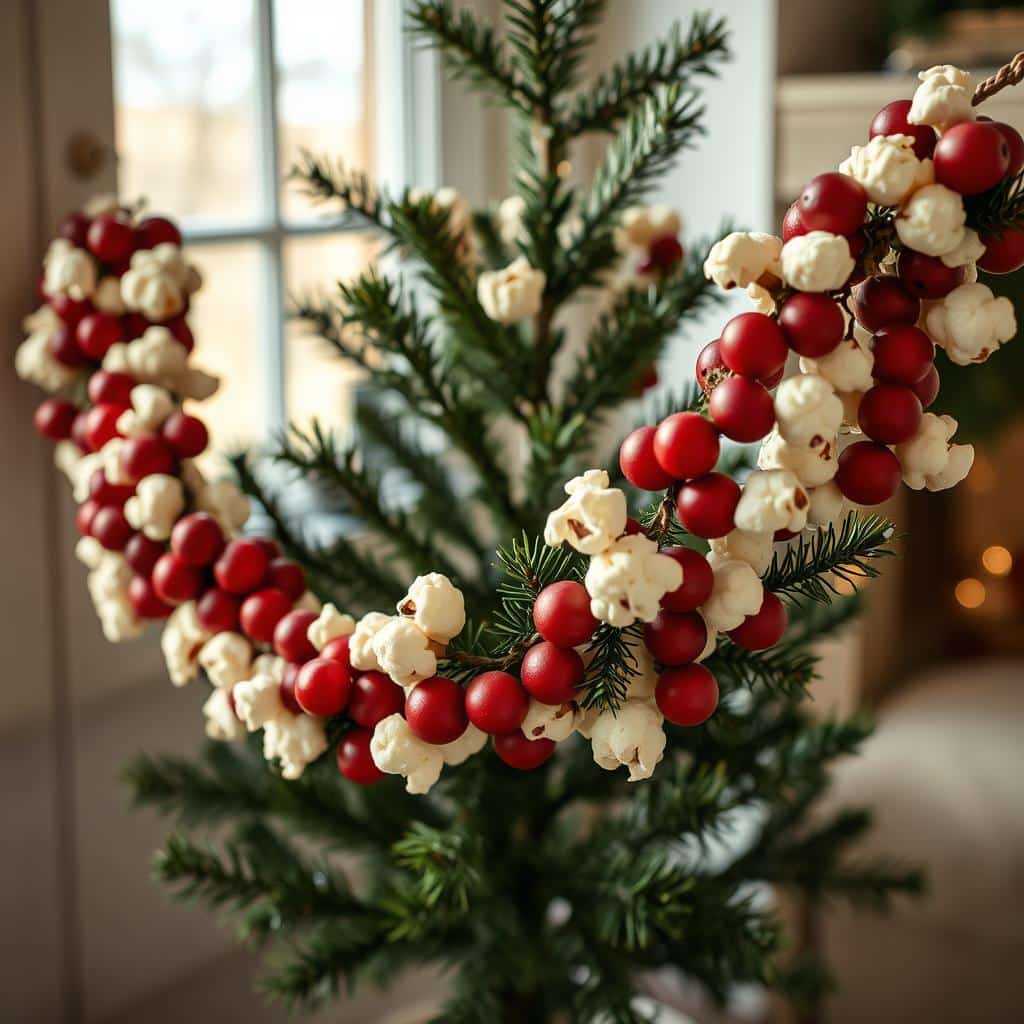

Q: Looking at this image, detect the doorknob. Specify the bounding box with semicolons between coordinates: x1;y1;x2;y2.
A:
66;131;113;180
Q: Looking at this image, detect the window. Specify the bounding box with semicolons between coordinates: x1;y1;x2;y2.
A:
109;0;424;455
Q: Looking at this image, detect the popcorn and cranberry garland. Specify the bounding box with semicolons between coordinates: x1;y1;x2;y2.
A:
15;64;1022;795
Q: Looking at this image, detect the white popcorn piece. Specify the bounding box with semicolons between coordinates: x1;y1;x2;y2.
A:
252;653;286;682
233;672;286;731
708;529;775;576
99;437;133;486
67;451;104;503
195;478;250;533
264;713;328;780
773;373;844;449
780;232;855;293
521;699;582;743
590;700;666;783
940;229;985;269
55;440;84;482
14;330;81;393
43;238;97;300
75;536;105;571
94;595;143;643
703;232;782;300
908;64;975;130
124;474;185;541
117;384;175;438
895;184;966;258
83;193;120;217
701;559;763;633
544;469;628;556
349;612;394;672
615;206;682;251
759;426;838;488
93;275;127;316
203;688;244;742
925;282;1016;366
198;632;253;688
104;326;188;386
85;551;130;603
296;591;322;614
734;469;809;535
477;257;546;324
177;366;220;402
895;413;975;491
799;337;874;393
398;573;466;644
806;481;847;527
370;713;445;794
438;723;488;766
838;390;865;433
372;618;437;688
838;134;924;207
584;535;683;628
497;195;527;246
307;603;356;652
23;303;62;336
161;602;211;686
120;243;200;322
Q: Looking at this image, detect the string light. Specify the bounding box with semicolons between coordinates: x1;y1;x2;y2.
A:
981;545;1013;576
955;577;987;609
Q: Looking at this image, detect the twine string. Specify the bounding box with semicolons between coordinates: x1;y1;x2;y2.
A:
973;51;1024;106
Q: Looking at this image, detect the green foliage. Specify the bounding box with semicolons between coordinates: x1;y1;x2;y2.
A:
130;4;924;1020
964;169;1024;236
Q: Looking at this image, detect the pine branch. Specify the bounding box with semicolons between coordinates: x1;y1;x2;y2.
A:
408;1;533;112
270;420;472;591
567;12;730;135
580;622;644;711
964;169;1024;235
228;449;408;609
155;824;359;942
288;151;384;227
705;638;818;698
552;83;709;301
763;514;897;603
785;591;864;646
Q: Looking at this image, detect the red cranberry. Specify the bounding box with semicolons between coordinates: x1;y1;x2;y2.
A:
872;325;934;386
520;642;584;705
213;538;269;594
464;671;529;735
76;499;100;536
675;473;741;539
266;559;306;601
50;294;93;328
280;664;304;715
782;201;809;241
835;442;902;506
653;412;720;480
987;120;1024;176
493;732;555;770
83;402;128;451
75;313;124;361
778;292;844;357
644;610;707;665
170;512;224;567
978;229;1024;275
125;532;165;576
295;657;352;718
645;234;684;271
122;436;177;483
659;547;714;612
128;575;174;620
273;610;318;663
796;172;867;236
58;212;92;247
86;214;136;264
88;370;136;406
407;675;470;743
619;426;676;491
196;587;242;633
91;505;134;551
897;251;963;300
708;375;775;443
911;364;940;410
869;99;936;160
852;275;920;330
533;581;598;648
349;672;405;729
336;729;383;785
858;384;922;444
933;121;1009;195
320;635;352;668
728;592;787;650
239;587;294;644
152;552;205;604
695;339;727;395
719;312;788;381
48;325;89;368
34;398;78;441
161;412;209;458
655;664;719;726
88;469;133;506
121;313;150;339
135;216;182;249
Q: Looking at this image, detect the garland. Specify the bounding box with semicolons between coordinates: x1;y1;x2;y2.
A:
14;63;1023;794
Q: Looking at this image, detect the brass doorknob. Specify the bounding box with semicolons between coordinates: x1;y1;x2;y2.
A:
66;131;112;180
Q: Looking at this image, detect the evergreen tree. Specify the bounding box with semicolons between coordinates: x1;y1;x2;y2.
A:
124;4;927;1020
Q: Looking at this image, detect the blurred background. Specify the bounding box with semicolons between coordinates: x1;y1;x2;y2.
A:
1;0;1022;1021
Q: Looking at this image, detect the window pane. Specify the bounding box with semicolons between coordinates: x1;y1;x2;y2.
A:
275;0;372;222
110;0;263;227
284;234;378;431
186;243;269;467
